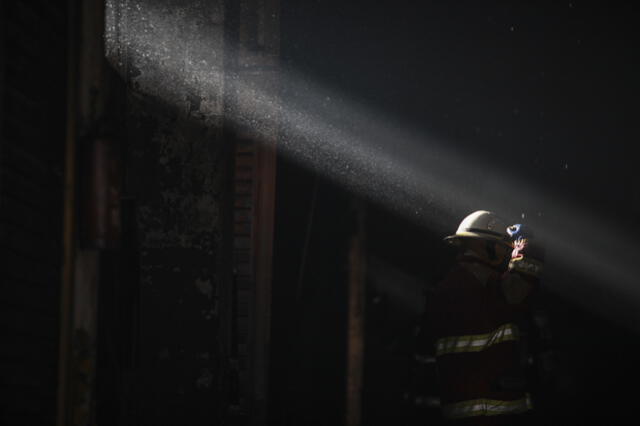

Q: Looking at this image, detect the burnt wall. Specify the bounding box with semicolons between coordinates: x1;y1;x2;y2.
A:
106;1;231;425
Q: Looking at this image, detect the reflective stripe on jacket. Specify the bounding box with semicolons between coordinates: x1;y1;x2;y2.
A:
436;323;519;357
442;394;532;420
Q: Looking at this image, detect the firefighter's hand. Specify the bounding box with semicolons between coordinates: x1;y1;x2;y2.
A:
507;224;544;278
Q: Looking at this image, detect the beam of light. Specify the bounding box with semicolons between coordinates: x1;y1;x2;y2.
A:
106;1;640;330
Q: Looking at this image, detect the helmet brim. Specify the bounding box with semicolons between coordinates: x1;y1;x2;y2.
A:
444;232;512;248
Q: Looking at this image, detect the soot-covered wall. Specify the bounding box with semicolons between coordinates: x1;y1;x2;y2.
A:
106;1;230;424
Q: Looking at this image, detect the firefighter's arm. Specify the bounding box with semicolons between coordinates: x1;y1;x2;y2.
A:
501;272;533;305
502;224;545;304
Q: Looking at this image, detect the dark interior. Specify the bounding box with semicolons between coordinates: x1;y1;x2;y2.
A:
1;1;639;425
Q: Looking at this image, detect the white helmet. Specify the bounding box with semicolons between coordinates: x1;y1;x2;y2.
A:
444;210;512;247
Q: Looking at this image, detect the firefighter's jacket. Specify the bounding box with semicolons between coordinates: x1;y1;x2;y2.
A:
426;257;534;424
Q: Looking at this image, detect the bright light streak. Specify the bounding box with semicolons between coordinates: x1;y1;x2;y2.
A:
106;0;640;330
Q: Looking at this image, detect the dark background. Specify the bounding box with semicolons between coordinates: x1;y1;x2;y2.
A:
272;1;640;425
1;1;639;425
282;0;639;227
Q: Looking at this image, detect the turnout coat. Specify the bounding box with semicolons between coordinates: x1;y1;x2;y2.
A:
426;256;534;425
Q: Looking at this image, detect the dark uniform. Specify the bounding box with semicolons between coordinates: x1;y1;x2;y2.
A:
426;254;533;425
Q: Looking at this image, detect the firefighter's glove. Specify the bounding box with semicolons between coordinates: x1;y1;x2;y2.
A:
507;224;545;278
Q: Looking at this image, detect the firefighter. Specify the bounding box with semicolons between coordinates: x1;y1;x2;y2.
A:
424;210;540;425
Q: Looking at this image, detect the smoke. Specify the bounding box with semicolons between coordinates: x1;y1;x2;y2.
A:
105;0;640;330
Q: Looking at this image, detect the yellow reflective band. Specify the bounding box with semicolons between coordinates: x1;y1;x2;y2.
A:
436;323;519;356
442;394;533;419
